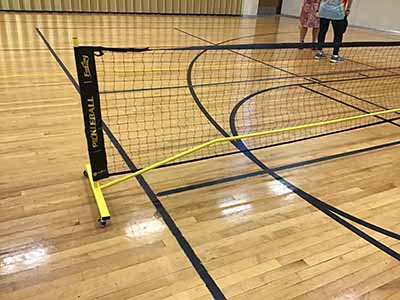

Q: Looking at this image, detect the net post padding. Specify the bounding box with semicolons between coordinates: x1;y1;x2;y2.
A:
74;46;109;181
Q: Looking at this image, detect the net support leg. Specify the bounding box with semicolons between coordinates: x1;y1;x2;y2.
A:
85;163;110;225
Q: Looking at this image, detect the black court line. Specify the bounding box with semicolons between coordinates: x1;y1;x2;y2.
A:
175;27;400;128
97;29;400;179
316;80;400;115
229;102;400;244
99;59;400;178
225;82;400;142
35;27;226;300
102;123;226;300
178;28;400;154
105;69;400;177
175;27;301;76
109;115;400;178
157;139;400;197
100;66;400;95
302;85;400;127
35;28;80;91
183;29;400;260
100;30;299;95
347;57;400;77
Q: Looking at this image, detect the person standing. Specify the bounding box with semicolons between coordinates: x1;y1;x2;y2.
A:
299;0;320;49
314;0;353;63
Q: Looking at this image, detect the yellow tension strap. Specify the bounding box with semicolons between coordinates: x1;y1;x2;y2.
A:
100;107;400;190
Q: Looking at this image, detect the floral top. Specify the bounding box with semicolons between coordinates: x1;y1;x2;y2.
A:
300;0;320;28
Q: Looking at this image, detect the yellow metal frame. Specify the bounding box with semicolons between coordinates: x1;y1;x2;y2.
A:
98;108;400;193
76;31;400;224
85;163;110;224
82;103;399;223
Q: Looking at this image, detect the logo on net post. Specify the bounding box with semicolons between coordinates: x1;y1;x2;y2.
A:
87;96;98;149
81;55;92;79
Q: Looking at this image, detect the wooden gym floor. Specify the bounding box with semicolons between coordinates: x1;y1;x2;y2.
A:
1;12;400;300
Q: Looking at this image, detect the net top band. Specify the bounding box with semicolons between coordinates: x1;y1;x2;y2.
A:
75;41;400;53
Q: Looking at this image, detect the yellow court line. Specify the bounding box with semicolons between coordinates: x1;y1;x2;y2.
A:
97;64;244;74
100;107;400;190
0;73;65;78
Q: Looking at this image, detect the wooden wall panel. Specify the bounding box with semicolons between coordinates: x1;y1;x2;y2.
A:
71;0;81;11
53;0;62;10
61;0;71;11
0;0;242;15
41;0;52;10
0;0;7;9
80;0;90;11
99;0;108;12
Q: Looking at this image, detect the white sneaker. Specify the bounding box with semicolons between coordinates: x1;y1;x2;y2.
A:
330;55;345;63
314;51;326;60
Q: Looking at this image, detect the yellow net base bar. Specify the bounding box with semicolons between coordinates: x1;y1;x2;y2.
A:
85;107;400;224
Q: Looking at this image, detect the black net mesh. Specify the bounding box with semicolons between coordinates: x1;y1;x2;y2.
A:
94;43;400;174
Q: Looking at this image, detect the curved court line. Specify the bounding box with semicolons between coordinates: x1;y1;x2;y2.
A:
179;27;400;121
35;27;226;300
184;29;400;161
185;33;400;260
101;108;400;190
109;113;400;178
228;83;400;139
229;93;400;240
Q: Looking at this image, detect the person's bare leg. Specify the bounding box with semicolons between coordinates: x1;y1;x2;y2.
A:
312;27;319;43
299;26;308;49
312;27;319;50
299;26;308;42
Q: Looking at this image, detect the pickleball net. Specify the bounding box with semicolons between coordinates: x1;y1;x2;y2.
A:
86;42;400;176
74;41;400;179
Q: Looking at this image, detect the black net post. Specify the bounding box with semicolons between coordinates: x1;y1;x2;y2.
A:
74;46;108;180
